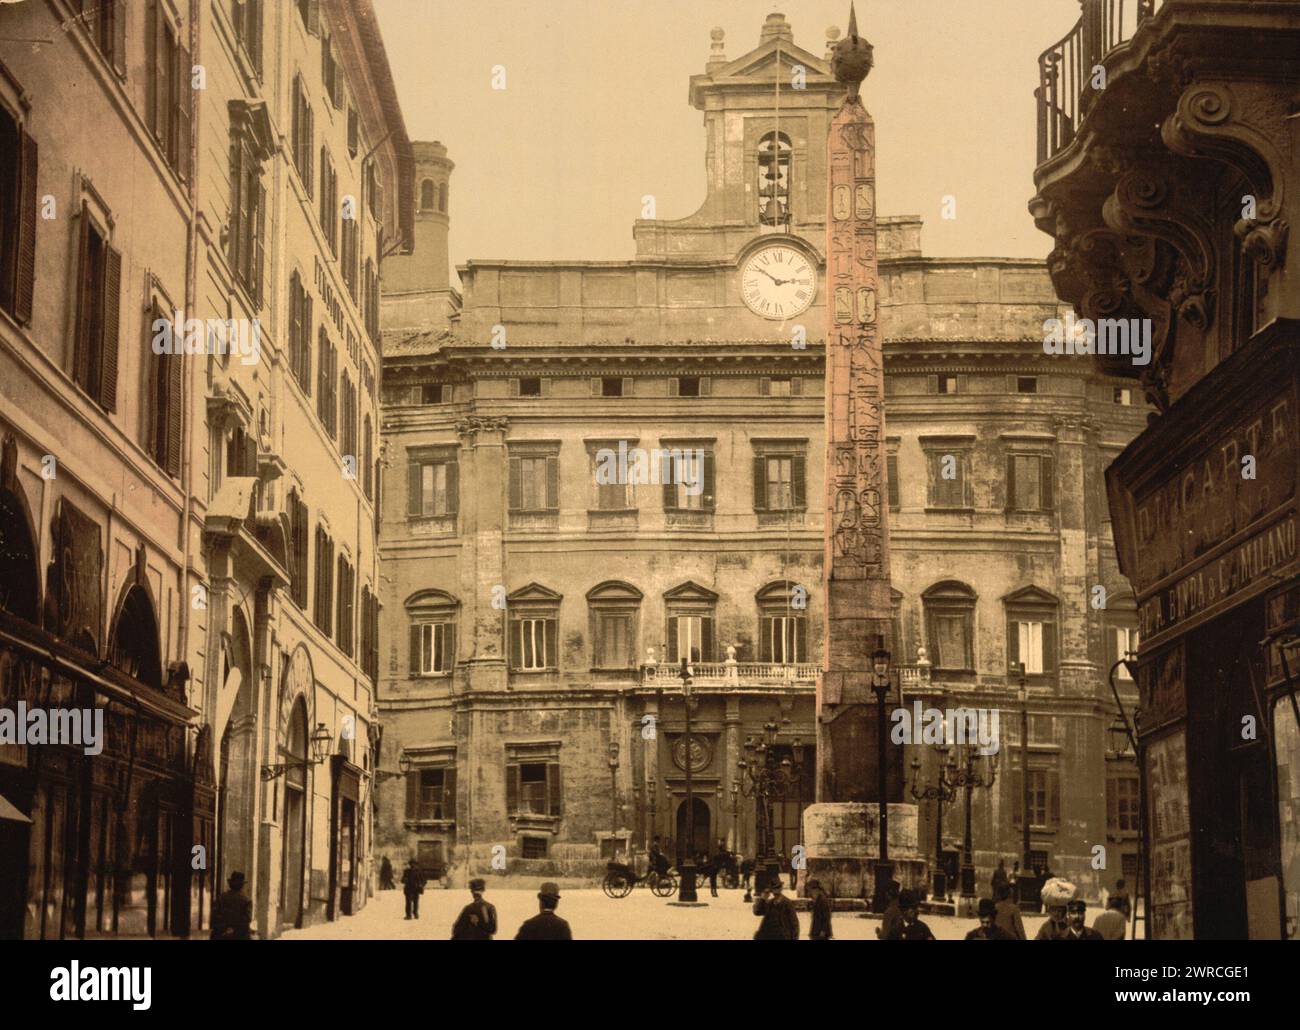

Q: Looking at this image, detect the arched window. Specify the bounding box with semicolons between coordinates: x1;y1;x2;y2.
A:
757;131;792;226
587;581;642;669
109;584;164;690
0;485;39;622
922;581;977;673
756;581;808;664
438;181;447;212
419;178;435;211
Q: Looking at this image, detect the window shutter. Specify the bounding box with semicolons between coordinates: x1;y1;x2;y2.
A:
164;351;183;477
547;762;562;816
759;377;771;396
792;454;806;509
703;452;715;509
795;616;807;663
621;377;634;397
111;0;127;76
255;183;266;307
1043;621;1057;675
590;377;602;396
508;457;522;510
667;378;678;397
666;617;679;664
251;0;264;73
509;620;522;670
1049;771;1061;827
445;462;459;516
759;616;773;662
509;378;519;397
753;456;767;511
1041;455;1054;511
791;377;803;396
405;770;418;819
445;623;457;673
1005;454;1017;512
14;129;37;324
443;767;457;820
407;462;422;516
98;245;122;412
506;763;519;814
541;378;552;397
545;618;558;669
701;616;714;662
303;293;313;392
1007;618;1020;670
175;45;191;179
546;456;559;510
926;375;938;395
957;374;969;393
699;377;711;397
886;454;899;508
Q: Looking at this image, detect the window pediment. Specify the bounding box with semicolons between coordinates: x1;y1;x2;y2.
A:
1001;585;1058;608
664;580;718;604
406;588;458;615
587;580;642;604
508;582;562;605
922;580;977;604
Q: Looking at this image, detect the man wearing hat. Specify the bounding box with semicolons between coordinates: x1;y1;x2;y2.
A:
964;898;1015;939
515;882;572;940
752;878;800;939
883;888;936;940
210;871;253;940
451;878;498;940
807;879;833;940
1063;898;1103;940
401;857;426;920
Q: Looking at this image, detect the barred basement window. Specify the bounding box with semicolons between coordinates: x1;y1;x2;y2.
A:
520;835;548;858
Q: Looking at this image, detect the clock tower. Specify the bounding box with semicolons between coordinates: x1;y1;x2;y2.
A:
632;13;846;264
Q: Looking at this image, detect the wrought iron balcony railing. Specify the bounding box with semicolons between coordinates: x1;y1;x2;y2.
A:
1036;0;1165;164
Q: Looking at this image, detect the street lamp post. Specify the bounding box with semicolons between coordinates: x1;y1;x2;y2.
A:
870;645;893;913
949;743;998;909
608;740;620;833
647;775;657;851
909;737;955;901
677;657;699;903
1016;660;1033;910
730;778;740;854
738;721;804;898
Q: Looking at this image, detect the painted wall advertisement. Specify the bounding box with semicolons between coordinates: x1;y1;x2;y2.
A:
1146;730;1194;939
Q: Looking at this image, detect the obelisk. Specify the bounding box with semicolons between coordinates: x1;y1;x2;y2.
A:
803;3;918;903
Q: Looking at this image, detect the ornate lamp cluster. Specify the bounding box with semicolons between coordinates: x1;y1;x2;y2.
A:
737;720;805;897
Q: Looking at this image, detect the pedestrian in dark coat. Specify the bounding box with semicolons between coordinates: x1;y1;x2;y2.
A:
515;883;573;940
965;897;1015;939
451;878;498;940
379;856;395;891
401;858;425;920
740;856;755;890
210;871;253;940
883;889;936;940
991;858;1009;897
1062;898;1103;939
993;883;1026;940
752;880;800;940
876;879;903;939
807;879;833;940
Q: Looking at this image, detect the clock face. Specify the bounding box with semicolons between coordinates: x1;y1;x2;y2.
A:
740;245;817;320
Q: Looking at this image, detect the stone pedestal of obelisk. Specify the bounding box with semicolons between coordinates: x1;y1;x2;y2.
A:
802;5;921;905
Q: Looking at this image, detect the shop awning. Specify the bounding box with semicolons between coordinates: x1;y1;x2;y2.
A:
0;792;31;823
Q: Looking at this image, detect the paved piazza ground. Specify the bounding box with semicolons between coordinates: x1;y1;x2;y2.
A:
281;887;1072;941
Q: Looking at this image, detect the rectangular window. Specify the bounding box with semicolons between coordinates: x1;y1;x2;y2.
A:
1007;453;1054;512
510;454;559;512
288;271;312;393
926;450;968;509
414;622;455;675
421;383;444;404
229;136;266;306
933;613;970;670
1011;769;1060;830
145;302;183;477
407;459;458;518
72;208;122;412
316;330;337;436
288;492;309;609
596;614;632;668
1009;616;1057;677
760;615;806;664
1113;387;1133;406
600;376;624;398
1114;627;1139;678
668;615;714;664
231;0;263;75
336;556;355;655
675;376;707;398
887;453;900;510
146;1;193;177
1107;776;1140;833
664;450;713;511
936;374;959;394
0;108;37;325
513;618;555;671
346;106;359;158
517;377;542;397
519;764;549;815
313;526;333;635
760;377;802;397
520;835;548;858
341;216;358;298
291;75;314;195
1016;376;1038;394
752;449;806;512
80;0;127;72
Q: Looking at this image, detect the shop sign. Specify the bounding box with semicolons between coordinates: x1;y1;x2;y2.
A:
50;500;104;653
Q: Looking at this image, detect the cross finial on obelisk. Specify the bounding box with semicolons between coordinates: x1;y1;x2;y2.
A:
831;2;874;97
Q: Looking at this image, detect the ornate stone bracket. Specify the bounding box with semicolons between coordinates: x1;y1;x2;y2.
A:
1162;81;1291;271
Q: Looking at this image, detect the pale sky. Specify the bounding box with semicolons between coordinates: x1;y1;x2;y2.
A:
374;0;1082;281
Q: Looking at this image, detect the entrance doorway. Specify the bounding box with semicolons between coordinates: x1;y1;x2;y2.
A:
675;797;711;863
280;700;307;929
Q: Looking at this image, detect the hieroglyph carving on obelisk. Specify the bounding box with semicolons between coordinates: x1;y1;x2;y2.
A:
820;3;893;767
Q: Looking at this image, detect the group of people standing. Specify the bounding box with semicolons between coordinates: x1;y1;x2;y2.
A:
397;865;572;940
